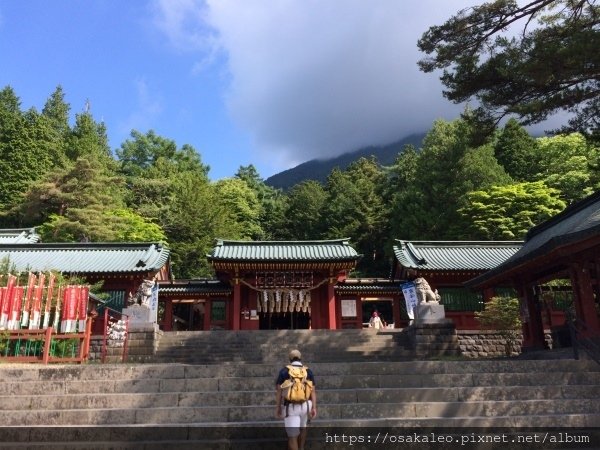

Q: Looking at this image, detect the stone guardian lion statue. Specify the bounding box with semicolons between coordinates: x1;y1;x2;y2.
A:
413;277;441;304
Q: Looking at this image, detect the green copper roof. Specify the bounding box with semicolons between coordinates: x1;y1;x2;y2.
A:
158;279;231;295
0;228;40;244
208;239;360;262
0;243;169;274
393;240;522;271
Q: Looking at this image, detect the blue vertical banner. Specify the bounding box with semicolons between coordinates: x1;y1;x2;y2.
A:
401;281;418;320
150;282;159;323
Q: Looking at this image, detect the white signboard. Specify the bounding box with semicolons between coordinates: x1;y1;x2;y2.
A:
150;283;159;323
341;299;357;318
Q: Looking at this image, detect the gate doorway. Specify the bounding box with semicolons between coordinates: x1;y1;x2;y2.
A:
362;298;393;328
259;311;310;330
172;301;205;331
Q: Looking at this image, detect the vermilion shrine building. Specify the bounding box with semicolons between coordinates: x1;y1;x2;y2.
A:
469;190;600;350
160;239;361;331
2;188;599;345
392;240;523;328
157;239;528;331
0;239;171;332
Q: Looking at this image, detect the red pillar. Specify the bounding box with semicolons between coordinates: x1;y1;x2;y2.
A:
232;281;241;331
327;280;337;330
519;286;545;351
570;263;600;338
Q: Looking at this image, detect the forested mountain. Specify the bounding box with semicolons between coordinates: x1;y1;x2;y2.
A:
0;85;598;278
265;133;425;190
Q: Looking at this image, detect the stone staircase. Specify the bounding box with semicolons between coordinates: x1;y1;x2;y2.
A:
148;329;416;364
0;355;599;448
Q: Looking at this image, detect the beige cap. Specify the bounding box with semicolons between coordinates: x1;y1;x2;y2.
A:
289;349;302;361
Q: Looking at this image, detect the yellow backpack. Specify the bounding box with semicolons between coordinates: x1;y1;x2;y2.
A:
281;365;313;403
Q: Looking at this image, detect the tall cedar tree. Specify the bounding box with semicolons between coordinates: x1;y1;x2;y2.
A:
323;158;389;276
235;165;287;240
407;118;512;239
494;119;540;181
0;87;67;214
281;180;327;240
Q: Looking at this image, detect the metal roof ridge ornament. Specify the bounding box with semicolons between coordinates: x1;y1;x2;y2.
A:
405;242;427;265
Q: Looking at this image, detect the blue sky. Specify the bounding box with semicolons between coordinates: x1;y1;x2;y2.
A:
0;1;564;181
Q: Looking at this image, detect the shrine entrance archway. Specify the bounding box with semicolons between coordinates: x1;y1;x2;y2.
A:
259;311;310;330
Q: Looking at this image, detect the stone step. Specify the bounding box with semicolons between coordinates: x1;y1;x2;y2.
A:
1;365;598;392
0;359;597;382
1;371;598;397
145;326;473;364
2;418;600;450
2;398;600;426
1;352;598;447
3;384;600;411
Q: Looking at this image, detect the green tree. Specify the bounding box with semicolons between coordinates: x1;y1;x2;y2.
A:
459;181;566;240
534;133;600;204
16;156;125;241
406;118;511;239
385;145;423;241
9;154;159;243
163;174;234;278
418;0;600;140
282;180;327;240
117;129;210;220
117;130;208;178
475;296;522;356
42;85;71;144
494;119;540;181
235;165;286;240
0;87;68;214
67;110;112;164
213;177;262;240
322;158;389;275
110;209;166;242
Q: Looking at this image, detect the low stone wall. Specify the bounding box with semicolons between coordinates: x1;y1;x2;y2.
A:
457;330;520;358
457;330;554;358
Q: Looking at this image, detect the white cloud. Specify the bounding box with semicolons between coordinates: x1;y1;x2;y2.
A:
119;77;163;135
203;0;478;167
152;0;215;52
154;1;491;168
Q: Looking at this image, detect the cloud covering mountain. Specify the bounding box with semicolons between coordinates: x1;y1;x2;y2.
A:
154;0;473;171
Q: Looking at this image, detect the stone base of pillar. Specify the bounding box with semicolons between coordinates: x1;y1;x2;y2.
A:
415;303;446;323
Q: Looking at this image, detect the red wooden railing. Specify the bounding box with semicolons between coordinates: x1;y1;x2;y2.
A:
0;318;92;364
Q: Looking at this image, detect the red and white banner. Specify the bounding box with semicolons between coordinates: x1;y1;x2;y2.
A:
0;275;16;329
20;273;36;328
0;287;6;329
29;273;45;330
61;286;79;333
9;286;24;330
42;273;55;329
52;285;63;331
78;286;89;331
